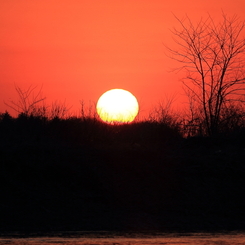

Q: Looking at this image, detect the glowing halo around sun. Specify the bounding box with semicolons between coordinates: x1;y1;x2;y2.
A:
96;89;139;124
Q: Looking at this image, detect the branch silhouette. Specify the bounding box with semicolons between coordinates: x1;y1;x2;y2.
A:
167;13;245;136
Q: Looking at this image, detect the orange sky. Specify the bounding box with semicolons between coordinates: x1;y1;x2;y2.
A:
1;0;245;119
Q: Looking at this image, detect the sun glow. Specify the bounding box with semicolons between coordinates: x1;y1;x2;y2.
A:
96;89;139;124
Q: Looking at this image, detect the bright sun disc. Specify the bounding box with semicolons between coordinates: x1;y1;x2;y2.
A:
96;89;139;124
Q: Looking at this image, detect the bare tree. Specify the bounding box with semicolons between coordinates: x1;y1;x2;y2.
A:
5;85;71;119
168;13;245;136
5;85;46;116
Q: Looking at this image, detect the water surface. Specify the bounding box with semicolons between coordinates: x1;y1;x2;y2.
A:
1;232;245;245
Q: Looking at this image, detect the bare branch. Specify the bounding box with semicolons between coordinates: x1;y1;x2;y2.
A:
5;85;46;115
168;13;245;136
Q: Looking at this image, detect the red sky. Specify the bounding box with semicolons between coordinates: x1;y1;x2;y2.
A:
1;0;245;119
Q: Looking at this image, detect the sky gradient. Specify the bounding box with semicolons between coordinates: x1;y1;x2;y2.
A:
1;0;245;118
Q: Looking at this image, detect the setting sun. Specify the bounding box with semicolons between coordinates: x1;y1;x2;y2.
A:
96;89;139;124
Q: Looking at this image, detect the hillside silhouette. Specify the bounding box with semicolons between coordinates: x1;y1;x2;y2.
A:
1;111;245;233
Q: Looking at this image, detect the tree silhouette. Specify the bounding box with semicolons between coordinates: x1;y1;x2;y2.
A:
5;85;46;116
168;13;245;136
5;85;70;119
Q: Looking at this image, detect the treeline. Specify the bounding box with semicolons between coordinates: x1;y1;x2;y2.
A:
0;110;182;147
1;108;245;232
1;102;245;147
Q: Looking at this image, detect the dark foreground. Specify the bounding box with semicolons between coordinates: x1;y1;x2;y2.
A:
1;117;245;233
